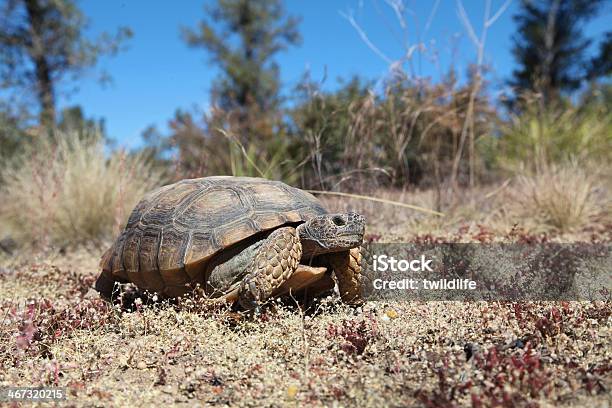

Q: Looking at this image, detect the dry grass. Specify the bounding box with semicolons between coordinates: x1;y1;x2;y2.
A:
316;172;611;242
511;163;608;233
0;132;162;247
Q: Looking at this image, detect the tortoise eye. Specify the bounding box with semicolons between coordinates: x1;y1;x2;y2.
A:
332;216;346;226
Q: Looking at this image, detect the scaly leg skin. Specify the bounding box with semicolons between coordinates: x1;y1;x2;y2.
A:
239;227;302;310
326;247;364;305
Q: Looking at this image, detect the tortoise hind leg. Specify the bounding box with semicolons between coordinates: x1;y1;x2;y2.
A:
238;227;302;310
326;247;364;305
95;269;125;300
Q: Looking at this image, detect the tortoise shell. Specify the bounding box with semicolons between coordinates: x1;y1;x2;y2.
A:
100;176;328;297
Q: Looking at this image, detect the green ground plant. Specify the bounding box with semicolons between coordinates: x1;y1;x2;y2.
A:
496;93;612;174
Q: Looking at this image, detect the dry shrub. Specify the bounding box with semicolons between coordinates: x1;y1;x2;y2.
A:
0;131;162;247
163;108;302;186
512;162;604;232
290;74;498;191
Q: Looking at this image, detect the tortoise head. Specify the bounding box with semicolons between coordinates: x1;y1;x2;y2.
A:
296;212;365;256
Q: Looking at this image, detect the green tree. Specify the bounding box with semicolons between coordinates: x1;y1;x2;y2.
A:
57;105;106;139
0;0;131;128
588;31;612;80
509;0;604;105
182;0;300;143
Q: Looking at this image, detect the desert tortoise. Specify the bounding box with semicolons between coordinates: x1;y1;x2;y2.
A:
95;176;366;309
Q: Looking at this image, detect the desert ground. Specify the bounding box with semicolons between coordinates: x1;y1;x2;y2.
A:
1;0;610;406
0;187;610;407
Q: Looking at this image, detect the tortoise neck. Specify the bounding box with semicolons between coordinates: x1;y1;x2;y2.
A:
300;239;327;258
296;223;321;256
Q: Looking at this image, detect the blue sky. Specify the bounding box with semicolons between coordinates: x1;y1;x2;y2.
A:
62;0;611;148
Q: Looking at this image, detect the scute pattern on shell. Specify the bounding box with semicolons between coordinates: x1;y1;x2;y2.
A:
100;176;327;295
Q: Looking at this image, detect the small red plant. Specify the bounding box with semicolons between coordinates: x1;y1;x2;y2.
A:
326;314;379;356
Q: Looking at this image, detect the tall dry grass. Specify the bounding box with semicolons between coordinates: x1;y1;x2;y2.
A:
511;162;606;232
0;131;162;247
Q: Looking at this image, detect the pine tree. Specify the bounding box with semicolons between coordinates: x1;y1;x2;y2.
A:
182;0;300;142
0;0;131;128
588;31;612;80
509;0;604;105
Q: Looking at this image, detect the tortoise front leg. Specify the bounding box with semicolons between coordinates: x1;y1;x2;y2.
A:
326;247;364;305
238;227;302;310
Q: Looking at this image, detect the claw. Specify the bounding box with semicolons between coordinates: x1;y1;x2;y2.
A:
239;279;262;311
239;298;260;312
248;280;259;301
